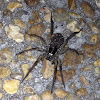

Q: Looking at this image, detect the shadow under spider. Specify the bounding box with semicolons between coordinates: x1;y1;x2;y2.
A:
16;12;82;93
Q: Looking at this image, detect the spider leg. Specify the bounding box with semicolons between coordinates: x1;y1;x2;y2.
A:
21;54;45;83
16;47;44;55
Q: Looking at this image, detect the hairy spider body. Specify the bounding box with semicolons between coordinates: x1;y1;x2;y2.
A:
17;13;82;93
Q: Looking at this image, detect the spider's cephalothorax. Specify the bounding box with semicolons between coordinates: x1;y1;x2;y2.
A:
17;12;82;93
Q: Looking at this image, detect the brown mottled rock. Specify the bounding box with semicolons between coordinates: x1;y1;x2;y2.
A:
56;69;76;82
79;76;89;85
42;58;54;79
0;66;11;78
62;51;84;66
76;88;88;96
21;63;32;81
54;89;67;98
17;53;25;60
41;90;54;100
0;92;2;99
90;34;98;43
68;12;81;18
11;73;22;80
82;44;97;58
53;9;68;22
66;93;79;100
23;85;34;94
81;1;94;17
24;0;40;6
0;22;2;30
68;0;76;10
7;2;22;12
3;79;20;94
0;79;2;90
13;19;26;29
3;9;12;16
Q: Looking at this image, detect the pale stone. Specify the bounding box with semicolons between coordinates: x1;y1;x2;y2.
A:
90;34;98;43
94;67;100;76
69;12;81;18
94;59;100;66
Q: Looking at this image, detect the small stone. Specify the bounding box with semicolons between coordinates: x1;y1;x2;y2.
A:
21;63;32;81
0;66;11;78
17;53;25;60
94;67;100;76
28;19;35;24
0;93;2;99
3;9;12;16
68;0;76;10
53;9;68;22
24;0;40;6
97;78;100;83
81;1;94;17
56;69;76;82
7;2;22;12
42;58;54;79
13;19;26;29
24;94;41;100
11;73;22;80
69;82;75;89
89;23;100;34
68;12;81;18
5;24;24;43
95;0;100;8
94;59;100;66
80;64;94;71
79;76;89;85
79;18;85;27
26;56;37;62
66;93;79;100
3;79;20;94
40;7;51;22
76;88;88;96
82;44;97;58
54;89;67;98
23;85;34;94
90;34;98;43
25;46;32;56
41;90;54;100
0;22;2;30
0;79;2;90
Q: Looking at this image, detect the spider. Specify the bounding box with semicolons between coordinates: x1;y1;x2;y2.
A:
17;13;82;93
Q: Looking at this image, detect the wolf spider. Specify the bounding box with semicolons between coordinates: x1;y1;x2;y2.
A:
17;13;82;93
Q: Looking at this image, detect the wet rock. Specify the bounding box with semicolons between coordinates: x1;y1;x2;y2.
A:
23;85;34;94
79;75;89;85
11;73;22;80
95;0;100;8
76;88;88;96
68;12;81;18
3;9;12;16
0;22;2;30
5;24;24;42
3;79;20;94
0;79;2;90
0;93;2;99
24;0;40;6
42;58;54;79
0;48;12;64
0;66;11;78
7;2;22;12
41;90;54;100
40;7;51;22
94;59;100;66
90;34;98;43
81;1;94;17
53;9;68;22
69;82;75;89
66;93;79;100
68;0;76;10
80;64;94;71
54;89;67;98
56;69;76;82
94;67;100;76
13;19;26;29
82;44;97;58
62;51;84;66
89;23;100;34
21;63;32;81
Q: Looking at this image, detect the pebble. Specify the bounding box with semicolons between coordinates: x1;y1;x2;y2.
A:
0;93;2;99
24;0;40;6
26;55;37;62
94;67;100;76
0;79;2;90
24;94;41;100
25;46;32;56
0;22;2;30
95;0;100;8
54;89;67;98
94;59;100;66
41;90;54;100
40;7;51;22
42;58;54;79
81;1;94;17
3;79;20;94
5;24;24;42
53;9;68;22
17;53;25;60
69;82;75;89
0;66;11;78
23;85;34;94
79;75;89;85
89;23;100;34
68;0;76;10
76;88;88;96
68;12;81;18
97;78;100;83
56;69;76;82
66;93;79;100
7;2;22;12
11;73;22;80
13;19;26;29
21;63;32;81
3;9;12;16
90;34;98;43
